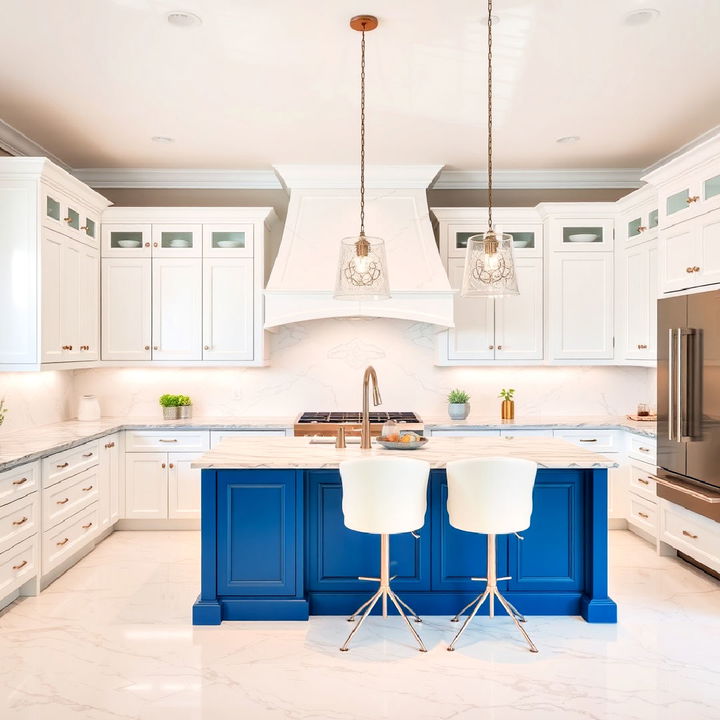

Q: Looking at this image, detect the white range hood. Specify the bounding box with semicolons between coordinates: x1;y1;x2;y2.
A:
264;165;455;329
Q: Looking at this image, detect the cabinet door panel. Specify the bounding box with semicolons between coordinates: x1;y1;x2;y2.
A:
698;215;720;287
60;239;81;360
623;242;656;360
217;470;297;596
78;245;99;360
152;259;202;361
507;472;585;592
495;258;543;360
306;470;430;591
99;433;120;528
550;253;613;359
41;231;64;362
101;259;151;361
445;257;495;360
662;223;697;293
124;453;167;519
431;472;508;590
168;453;201;519
203;258;254;361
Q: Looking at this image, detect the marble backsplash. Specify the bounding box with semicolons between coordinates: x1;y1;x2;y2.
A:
0;370;74;432
73;319;655;421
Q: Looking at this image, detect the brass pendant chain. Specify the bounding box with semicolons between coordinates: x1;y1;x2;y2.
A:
360;25;366;236
487;0;493;232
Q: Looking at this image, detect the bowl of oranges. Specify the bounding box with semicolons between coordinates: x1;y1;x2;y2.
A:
375;431;428;451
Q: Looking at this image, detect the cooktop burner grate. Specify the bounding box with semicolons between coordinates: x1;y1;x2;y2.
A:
297;411;421;424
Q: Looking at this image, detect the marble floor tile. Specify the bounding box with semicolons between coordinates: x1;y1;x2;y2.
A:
1;529;718;720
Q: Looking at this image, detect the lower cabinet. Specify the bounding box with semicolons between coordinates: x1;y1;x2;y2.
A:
99;433;120;529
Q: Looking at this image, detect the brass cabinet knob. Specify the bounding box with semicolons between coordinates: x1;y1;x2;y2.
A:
153;242;158;247
638;226;647;232
488;345;494;350
693;266;700;272
161;463;166;469
80;225;88;231
204;345;210;350
144;242;150;247
637;344;648;349
153;346;158;350
686;195;700;204
144;345;150;350
686;267;694;273
497;345;503;350
169;463;174;469
63;217;71;222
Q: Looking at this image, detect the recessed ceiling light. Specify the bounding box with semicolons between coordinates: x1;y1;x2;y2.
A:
623;8;660;26
481;14;500;26
151;136;175;144
556;135;580;145
166;11;202;28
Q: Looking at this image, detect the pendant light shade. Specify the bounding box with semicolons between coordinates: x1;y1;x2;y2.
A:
334;14;390;301
335;234;390;299
461;230;519;297
460;0;519;298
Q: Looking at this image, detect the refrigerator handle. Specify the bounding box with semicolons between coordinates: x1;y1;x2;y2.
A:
668;328;676;442
676;329;684;442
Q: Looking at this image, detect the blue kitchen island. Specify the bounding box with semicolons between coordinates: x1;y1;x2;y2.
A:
191;436;617;625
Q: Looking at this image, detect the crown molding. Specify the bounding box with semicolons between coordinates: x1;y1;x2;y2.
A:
433;168;644;190
0;118;70;170
274;164;444;189
643;124;720;176
72;168;283;189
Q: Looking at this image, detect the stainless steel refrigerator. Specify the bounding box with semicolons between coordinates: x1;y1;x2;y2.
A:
657;290;720;519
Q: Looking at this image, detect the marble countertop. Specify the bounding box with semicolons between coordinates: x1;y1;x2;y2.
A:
191;435;618;470
0;413;655;474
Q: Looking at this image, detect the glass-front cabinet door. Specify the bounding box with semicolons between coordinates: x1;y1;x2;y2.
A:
703;171;720;214
101;224;152;257
550;218;614;251
202;224;254;257
81;214;98;245
151;224;202;257
447;223;542;259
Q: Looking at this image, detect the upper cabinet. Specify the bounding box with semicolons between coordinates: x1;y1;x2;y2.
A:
100;208;278;366
0;158;110;371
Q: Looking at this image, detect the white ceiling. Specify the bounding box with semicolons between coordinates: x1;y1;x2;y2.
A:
1;0;719;173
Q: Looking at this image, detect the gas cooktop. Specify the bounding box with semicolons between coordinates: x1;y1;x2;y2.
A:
296;411;421;424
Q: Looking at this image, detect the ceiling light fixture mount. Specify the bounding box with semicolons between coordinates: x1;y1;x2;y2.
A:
460;0;518;298
166;11;202;28
334;14;390;301
623;8;660;26
151;136;175;144
556;135;581;145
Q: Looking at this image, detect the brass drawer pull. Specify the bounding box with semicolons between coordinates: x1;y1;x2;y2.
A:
56;537;69;546
57;498;69;505
637;478;649;485
56;462;69;469
82;485;93;492
682;529;698;539
686;195;700;204
159;439;178;443
82;452;94;458
639;447;650;452
12;477;28;486
579;439;598;443
637;511;649;519
12;516;28;526
104;441;115;449
12;560;28;571
80;225;88;231
82;522;93;530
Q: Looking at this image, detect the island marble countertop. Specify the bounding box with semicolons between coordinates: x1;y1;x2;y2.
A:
0;414;654;473
191;435;618;470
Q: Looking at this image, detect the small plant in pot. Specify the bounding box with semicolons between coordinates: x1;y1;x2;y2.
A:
447;389;471;420
499;388;515;420
159;394;192;420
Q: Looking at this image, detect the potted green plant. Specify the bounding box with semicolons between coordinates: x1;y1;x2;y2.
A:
447;389;471;420
499;388;515;420
159;394;192;420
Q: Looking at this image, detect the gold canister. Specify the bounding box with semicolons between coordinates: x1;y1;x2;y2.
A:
501;400;515;420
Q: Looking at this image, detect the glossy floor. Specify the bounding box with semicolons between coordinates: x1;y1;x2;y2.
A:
1;530;719;720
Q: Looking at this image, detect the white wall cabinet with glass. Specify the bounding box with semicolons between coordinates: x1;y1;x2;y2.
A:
0;158;110;370
432;208;544;365
100;208;278;366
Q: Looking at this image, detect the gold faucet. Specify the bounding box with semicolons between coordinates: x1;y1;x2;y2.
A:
361;365;382;449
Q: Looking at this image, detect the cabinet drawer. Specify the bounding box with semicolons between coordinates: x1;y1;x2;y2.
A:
429;429;501;437
42;440;99;488
628;434;656;463
0;536;38;599
553;429;619;454
210;429;289;447
660;500;720;568
125;430;209;452
0;462;39;507
628;495;657;536
628;464;657;502
42;503;99;575
0;492;40;555
42;466;99;530
499;429;554;438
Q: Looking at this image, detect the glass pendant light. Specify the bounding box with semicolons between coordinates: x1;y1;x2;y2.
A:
334;15;390;301
461;0;519;297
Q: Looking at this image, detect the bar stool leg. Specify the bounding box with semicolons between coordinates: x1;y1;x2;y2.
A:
496;593;538;653
380;534;389;618
503;598;527;623
388;592;427;652
446;588;490;651
340;589;382;651
390;591;423;623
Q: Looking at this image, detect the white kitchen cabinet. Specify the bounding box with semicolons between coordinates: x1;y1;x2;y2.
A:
660;212;720;294
440;257;542;363
101;259;152;361
203;258;254;361
167;454;201;519
549;252;614;360
124;453;168;519
101;224;151;258
99;434;120;529
621;240;657;361
547;217;614;252
0;158;109;370
151;224;202;258
202;223;254;257
152;258;202;361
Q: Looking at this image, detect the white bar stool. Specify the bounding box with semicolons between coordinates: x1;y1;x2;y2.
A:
338;456;430;652
445;457;539;653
